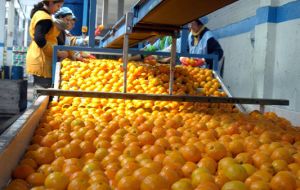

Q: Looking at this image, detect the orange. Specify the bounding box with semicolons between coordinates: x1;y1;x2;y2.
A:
44;172;69;190
62;164;81;177
87;183;111;190
63;143;82;159
20;158;38;169
249;180;270;190
105;162;120;180
69;171;89;181
154;138;170;150
215;173;229;188
272;159;288;172
147;145;164;158
34;147;55;165
223;164;248;181
26;172;45;186
195;181;219;190
67;177;89;190
271;147;293;163
191;171;214;187
117;176;140;190
144;161;162;173
133;167;156;182
235;152;253;164
197;157;217;174
13;164;35;179
172;178;193;190
82;161;102;175
94;148;109;161
80;141;96;154
123;145;142;157
270;171;296;190
228;139;244;156
4;179;29;190
160;166;181;187
140;174;168;190
252;152;272;168
205;141;227;161
138;131;155;145
242;163;257;176
182;162;198;177
222;181;247;190
179;145;201;162
152;126;166;138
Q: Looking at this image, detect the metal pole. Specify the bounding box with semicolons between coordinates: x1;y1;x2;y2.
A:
52;46;58;84
169;35;177;95
212;54;218;72
181;25;189;54
88;0;96;47
122;13;133;93
260;105;265;113
0;0;6;65
101;0;108;26
82;0;89;27
117;0;124;20
7;0;15;67
123;34;129;93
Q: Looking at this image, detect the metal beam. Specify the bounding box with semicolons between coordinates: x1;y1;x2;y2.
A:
88;0;96;47
36;89;289;106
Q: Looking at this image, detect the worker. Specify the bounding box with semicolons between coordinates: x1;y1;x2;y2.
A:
127;36;172;62
188;19;224;75
54;7;74;45
26;0;68;100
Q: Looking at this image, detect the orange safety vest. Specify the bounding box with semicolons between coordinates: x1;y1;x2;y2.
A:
26;10;60;78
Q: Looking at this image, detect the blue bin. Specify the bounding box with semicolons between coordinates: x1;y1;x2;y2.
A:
64;0;88;36
3;66;10;79
11;66;24;80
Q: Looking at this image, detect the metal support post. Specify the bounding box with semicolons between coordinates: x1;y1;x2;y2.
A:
102;0;108;26
122;13;133;93
52;46;59;84
0;0;6;65
123;35;129;93
24;18;29;47
180;25;189;54
169;35;177;95
7;0;15;66
212;54;218;72
82;0;89;27
88;0;97;47
117;0;124;20
260;105;265;113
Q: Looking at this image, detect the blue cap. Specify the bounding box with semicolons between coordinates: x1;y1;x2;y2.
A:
71;13;77;20
199;16;209;25
54;7;73;18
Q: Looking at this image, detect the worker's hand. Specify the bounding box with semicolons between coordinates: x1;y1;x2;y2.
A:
57;51;69;59
180;57;205;67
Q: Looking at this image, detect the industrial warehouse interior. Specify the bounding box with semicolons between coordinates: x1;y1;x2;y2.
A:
0;0;300;190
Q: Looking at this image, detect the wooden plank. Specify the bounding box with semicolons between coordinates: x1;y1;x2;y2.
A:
37;89;289;106
0;96;48;189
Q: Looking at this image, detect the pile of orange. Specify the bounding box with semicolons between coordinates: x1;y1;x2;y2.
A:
60;59;225;97
5;59;300;190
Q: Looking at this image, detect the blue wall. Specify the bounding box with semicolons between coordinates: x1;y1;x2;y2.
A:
210;0;300;39
64;0;87;36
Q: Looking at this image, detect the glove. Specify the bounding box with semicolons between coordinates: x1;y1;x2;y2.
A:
52;18;67;31
180;57;205;67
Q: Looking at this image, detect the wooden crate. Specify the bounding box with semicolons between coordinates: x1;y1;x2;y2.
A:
0;80;27;114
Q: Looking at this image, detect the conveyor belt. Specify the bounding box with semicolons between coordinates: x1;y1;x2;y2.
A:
102;0;237;48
